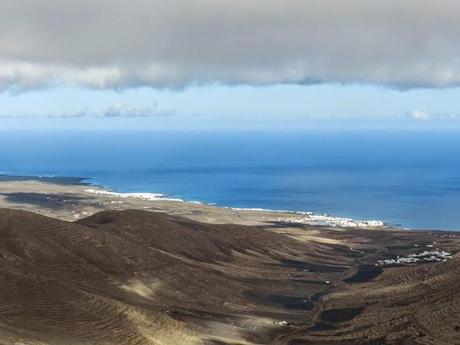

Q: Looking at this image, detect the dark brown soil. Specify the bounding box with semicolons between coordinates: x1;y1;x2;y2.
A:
343;265;384;283
320;307;365;322
1;192;86;209
0;208;459;345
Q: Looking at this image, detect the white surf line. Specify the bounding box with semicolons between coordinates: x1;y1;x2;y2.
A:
227;207;308;214
85;189;187;202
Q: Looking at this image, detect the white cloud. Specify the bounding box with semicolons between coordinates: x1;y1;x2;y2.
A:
0;102;175;118
2;1;460;91
100;102;174;118
0;62;124;91
407;111;460;121
408;110;431;121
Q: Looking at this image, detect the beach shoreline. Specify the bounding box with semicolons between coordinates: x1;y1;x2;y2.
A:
0;173;391;230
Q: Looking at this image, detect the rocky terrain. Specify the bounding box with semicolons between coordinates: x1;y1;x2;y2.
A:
0;208;459;344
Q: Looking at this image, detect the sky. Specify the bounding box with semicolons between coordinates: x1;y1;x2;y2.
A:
1;0;460;130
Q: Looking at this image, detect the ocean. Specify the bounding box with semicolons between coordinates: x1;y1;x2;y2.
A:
1;129;460;230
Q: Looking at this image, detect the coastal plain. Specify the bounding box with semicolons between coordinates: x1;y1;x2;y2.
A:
0;176;459;345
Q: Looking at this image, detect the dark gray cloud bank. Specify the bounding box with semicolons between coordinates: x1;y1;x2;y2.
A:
1;0;459;91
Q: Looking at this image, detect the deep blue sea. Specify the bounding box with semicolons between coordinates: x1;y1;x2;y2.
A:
1;129;460;230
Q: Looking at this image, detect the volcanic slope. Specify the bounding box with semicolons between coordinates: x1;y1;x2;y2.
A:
0;208;459;345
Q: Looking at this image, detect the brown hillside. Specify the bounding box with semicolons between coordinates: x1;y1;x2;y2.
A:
0;208;459;345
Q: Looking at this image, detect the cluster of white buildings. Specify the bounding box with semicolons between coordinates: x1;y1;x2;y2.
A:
377;250;453;266
277;213;385;228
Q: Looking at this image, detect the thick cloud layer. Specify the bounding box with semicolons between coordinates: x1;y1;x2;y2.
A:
1;0;459;90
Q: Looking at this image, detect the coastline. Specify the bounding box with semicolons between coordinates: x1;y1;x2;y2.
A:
86;175;391;227
0;172;424;231
0;173;392;230
85;188;386;228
